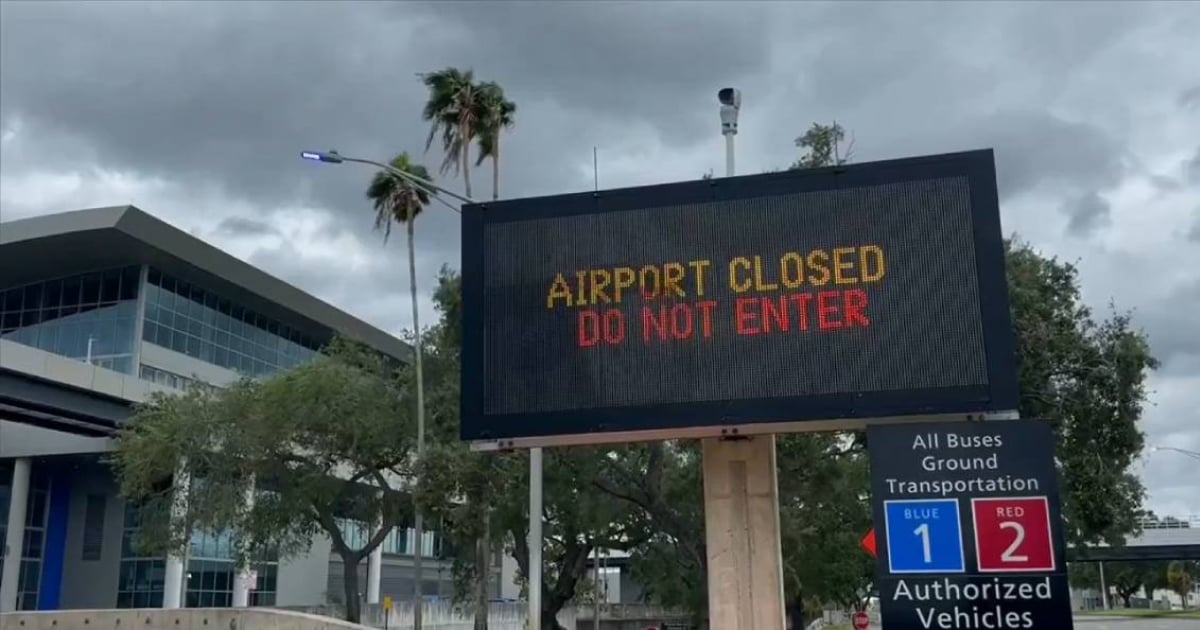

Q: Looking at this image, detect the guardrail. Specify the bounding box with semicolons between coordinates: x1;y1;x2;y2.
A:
0;607;372;629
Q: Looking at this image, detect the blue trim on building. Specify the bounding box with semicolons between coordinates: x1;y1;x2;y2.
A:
38;468;71;610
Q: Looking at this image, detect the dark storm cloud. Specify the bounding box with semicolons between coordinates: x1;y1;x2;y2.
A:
1181;86;1200;110
0;1;451;214
1139;277;1200;376
400;1;772;150
1061;191;1111;237
214;216;280;238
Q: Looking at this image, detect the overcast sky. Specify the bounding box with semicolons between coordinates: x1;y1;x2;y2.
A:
2;1;1197;517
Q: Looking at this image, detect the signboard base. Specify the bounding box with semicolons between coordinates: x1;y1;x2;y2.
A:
702;435;785;630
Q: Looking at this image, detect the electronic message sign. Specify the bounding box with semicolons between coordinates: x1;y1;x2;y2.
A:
461;149;1017;444
867;420;1073;630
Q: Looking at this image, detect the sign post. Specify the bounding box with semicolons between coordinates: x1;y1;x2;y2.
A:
460;149;1018;628
853;611;871;630
867;420;1073;629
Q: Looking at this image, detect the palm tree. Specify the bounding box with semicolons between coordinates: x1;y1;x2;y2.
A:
365;152;432;630
475;81;517;201
420;67;484;199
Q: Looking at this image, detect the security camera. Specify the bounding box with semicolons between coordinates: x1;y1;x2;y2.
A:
718;88;741;109
718;88;740;135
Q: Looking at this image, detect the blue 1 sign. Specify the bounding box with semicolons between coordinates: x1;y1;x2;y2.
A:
884;499;966;574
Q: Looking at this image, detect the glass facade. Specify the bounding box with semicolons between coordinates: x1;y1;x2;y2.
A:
139;364;217;394
141;268;320;379
0;266;141;374
118;504;166;608
0;465;51;611
185;530;278;607
335;518;449;558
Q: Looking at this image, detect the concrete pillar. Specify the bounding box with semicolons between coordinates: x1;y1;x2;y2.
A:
232;478;257;608
1;458;32;612
366;525;383;605
701;436;785;630
162;467;189;609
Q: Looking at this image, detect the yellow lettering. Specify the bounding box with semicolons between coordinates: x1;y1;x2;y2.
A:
663;263;687;298
688;259;711;296
753;256;779;291
547;273;573;309
860;245;886;282
589;269;612;304
613;267;636;302
807;250;831;286
574;271;588;306
639;265;661;299
729;257;752;293
833;247;857;285
780;252;805;289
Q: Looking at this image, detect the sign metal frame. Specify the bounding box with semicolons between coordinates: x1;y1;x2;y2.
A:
461;149;1017;447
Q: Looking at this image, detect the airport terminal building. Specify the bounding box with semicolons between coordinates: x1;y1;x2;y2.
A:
0;206;475;611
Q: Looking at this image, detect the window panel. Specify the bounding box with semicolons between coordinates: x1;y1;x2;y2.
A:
122;266;141;300
101;269;122;303
42;279;63;308
22;284;42;312
81;273;101;304
2;289;20;311
61;276;82;308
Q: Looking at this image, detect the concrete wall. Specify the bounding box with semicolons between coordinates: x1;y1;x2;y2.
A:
59;459;125;609
139;341;241;388
0;338;172;404
0;421;112;458
276;532;334;607
0;607;372;629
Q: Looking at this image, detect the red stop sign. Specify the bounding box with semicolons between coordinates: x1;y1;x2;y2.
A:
852;611;869;630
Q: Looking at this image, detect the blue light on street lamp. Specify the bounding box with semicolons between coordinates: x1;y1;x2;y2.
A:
300;150;344;164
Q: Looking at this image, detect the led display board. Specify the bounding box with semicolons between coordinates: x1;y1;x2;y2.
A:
461;149;1017;445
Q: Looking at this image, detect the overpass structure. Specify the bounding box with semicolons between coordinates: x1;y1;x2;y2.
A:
1068;516;1200;562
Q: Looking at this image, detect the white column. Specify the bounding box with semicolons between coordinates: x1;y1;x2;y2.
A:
0;458;32;613
528;447;543;630
232;478;257;608
162;467;189;609
367;524;383;604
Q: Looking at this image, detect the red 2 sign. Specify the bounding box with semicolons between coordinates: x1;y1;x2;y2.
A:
971;497;1056;572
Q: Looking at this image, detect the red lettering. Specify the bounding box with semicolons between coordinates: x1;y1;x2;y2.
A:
603;309;625;344
642;306;670;342
787;293;812;331
844;289;870;327
817;291;841;330
761;297;788;333
736;298;760;335
578;310;601;347
696;301;717;339
670;304;694;340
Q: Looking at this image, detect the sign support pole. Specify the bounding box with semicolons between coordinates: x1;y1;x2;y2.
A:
700;112;785;630
701;435;786;630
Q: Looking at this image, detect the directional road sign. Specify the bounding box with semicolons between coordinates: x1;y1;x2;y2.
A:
867;420;1073;630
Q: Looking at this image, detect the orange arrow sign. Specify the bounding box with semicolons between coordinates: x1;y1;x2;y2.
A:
860;528;877;558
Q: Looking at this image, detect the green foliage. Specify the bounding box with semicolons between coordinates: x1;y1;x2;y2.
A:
365;152;433;242
1006;239;1158;546
790;122;853;170
420;67;485;198
1167;561;1197;607
112;337;416;622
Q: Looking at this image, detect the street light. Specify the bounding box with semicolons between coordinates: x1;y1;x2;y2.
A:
302;148;477;630
301;150;468;212
1150;445;1200;461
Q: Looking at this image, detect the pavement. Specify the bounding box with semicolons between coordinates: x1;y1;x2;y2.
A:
1073;615;1200;629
